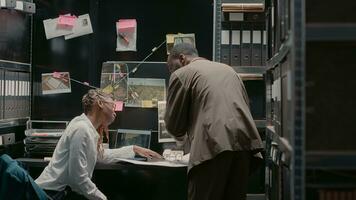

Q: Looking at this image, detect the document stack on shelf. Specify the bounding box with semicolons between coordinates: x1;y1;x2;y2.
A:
0;69;31;120
220;11;267;67
268;0;291;56
23;120;68;158
222;3;265;13
219;0;266;67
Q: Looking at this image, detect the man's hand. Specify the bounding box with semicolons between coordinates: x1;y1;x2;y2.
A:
133;145;162;160
174;134;187;142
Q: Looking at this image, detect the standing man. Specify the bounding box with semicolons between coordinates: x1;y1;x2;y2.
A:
164;43;263;200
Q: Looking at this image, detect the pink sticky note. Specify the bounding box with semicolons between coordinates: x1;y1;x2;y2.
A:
114;101;124;111
58;15;77;26
52;72;69;82
117;19;136;31
52;72;62;78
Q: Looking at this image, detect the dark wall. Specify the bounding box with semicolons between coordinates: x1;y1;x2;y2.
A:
0;10;31;63
32;0;213;121
306;41;356;151
31;0;213;153
306;0;356;23
94;0;213;87
32;0;96;120
244;80;266;120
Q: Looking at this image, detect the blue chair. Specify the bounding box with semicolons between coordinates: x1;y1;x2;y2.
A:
0;154;48;200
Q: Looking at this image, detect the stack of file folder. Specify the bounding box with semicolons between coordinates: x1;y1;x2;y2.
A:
24;137;60;157
267;0;291;57
220;12;266;67
23;120;67;158
0;69;31;120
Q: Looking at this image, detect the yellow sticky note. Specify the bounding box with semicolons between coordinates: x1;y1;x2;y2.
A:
102;85;113;94
166;34;175;44
141;100;153;108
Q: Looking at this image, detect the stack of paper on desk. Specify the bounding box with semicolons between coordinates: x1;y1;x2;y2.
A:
24;120;68;158
116;157;188;168
24;137;60;158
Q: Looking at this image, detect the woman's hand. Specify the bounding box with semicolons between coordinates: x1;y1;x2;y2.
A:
133;145;162;160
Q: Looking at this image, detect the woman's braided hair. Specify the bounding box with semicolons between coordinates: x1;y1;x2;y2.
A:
82;89;113;157
82;89;112;114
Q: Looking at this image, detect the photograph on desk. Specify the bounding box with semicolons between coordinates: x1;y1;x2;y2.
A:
158;101;175;143
126;78;166;108
100;62;129;102
41;72;71;95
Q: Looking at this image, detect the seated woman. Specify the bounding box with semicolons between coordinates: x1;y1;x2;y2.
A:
35;89;161;200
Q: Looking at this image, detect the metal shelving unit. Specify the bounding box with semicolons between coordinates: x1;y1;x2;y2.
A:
266;38;291;71
255;119;267;129
264;0;305;199
232;66;266;74
306;152;356;170
213;0;267;198
213;0;223;62
0;60;31;73
291;0;305;199
0;118;29;129
304;1;356;199
0;5;33;153
214;0;267;74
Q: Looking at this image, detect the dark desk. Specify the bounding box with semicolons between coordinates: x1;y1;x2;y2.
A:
17;158;188;200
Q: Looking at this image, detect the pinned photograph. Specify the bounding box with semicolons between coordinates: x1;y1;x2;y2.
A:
166;34;175;55
174;33;196;47
166;33;196;55
65;14;93;40
100;62;129;102
43;17;73;40
42;72;71;95
126;78;166;108
116;19;137;51
158;101;175;143
43;14;92;40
